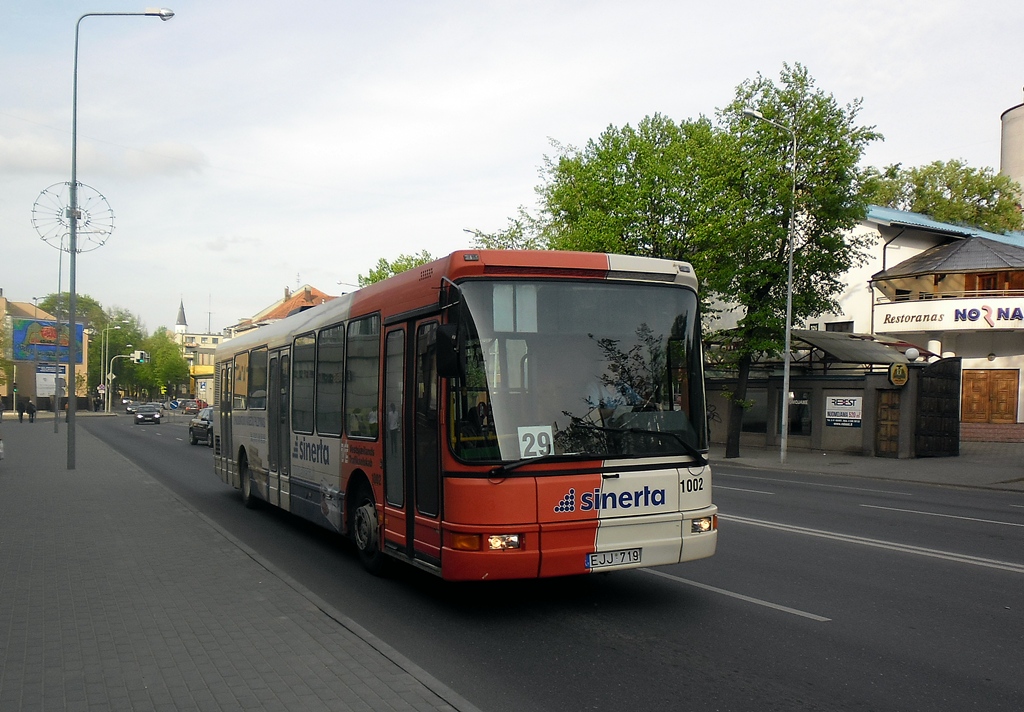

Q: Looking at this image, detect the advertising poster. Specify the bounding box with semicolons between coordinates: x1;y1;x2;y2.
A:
825;396;863;427
10;318;84;365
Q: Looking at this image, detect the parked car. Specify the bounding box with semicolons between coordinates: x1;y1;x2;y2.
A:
189;407;214;447
134;404;162;425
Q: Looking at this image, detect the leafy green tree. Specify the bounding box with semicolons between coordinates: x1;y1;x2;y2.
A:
540;114;721;259
38;292;105;327
466;208;547;250
863;160;1023;233
358;250;435;286
528;63;881;457
94;311;145;399
137;329;189;400
0;325;11;392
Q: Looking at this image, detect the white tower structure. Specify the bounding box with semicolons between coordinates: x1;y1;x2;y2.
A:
1000;91;1024;188
175;299;188;338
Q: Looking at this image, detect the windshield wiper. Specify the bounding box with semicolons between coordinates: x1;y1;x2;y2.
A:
490;452;585;476
571;422;708;468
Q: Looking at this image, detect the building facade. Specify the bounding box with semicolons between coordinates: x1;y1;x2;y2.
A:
708;206;1024;447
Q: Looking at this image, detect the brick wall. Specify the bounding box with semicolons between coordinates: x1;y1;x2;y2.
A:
960;423;1024;442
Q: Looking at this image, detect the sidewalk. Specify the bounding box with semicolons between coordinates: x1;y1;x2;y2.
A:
709;440;1024;492
0;417;481;712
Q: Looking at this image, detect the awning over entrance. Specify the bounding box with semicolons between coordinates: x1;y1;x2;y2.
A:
791;329;932;364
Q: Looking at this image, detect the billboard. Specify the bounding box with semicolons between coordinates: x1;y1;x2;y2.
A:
10;318;85;365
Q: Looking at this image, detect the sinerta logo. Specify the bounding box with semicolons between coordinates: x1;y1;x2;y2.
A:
294;438;330;465
554;486;666;513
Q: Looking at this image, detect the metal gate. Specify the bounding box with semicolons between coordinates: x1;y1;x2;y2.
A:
916;357;961;457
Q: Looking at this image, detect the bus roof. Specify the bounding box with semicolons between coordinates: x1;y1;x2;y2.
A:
218;250;698;355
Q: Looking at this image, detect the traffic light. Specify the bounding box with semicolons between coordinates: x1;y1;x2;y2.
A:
132;350;149;364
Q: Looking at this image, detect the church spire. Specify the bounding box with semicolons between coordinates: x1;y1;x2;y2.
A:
175;299;188;335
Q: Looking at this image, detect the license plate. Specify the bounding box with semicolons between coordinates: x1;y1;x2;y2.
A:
586;548;642;569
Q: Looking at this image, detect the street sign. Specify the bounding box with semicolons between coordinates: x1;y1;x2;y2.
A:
97;384;106;394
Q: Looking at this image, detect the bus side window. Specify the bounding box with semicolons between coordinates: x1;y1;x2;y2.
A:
233;352;248;410
346;315;381;439
248;347;268;410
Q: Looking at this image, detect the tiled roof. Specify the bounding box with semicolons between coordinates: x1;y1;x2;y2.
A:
871;236;1024;280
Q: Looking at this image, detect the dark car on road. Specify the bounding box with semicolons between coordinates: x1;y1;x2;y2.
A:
189;407;213;446
134;404;162;425
181;400;200;415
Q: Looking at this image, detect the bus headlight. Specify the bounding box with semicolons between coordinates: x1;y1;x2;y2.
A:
487;534;522;550
691;516;715;534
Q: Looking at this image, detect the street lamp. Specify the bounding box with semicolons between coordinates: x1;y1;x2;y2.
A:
66;8;174;469
109;346;134;404
101;323;125;413
743;108;797;465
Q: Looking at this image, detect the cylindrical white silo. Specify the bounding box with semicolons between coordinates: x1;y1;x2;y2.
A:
1000;96;1024;187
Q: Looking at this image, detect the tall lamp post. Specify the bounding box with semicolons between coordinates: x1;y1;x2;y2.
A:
101;324;123;412
743;108;797;465
109;349;134;404
66;8;174;469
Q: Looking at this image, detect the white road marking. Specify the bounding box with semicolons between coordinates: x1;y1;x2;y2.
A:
642;569;831;622
860;504;1024;528
723;514;1024;574
715;471;912;496
715;485;775;495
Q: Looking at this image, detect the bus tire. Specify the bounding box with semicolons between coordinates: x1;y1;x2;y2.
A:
351;482;385;575
240;456;258;509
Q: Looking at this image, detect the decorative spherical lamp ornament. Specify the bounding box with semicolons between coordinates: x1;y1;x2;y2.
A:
905;347;920;362
32;181;114;252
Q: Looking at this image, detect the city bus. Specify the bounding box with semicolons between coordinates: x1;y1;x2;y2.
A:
213;250;716;580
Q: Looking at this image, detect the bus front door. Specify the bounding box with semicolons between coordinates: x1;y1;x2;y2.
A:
267;351;291;510
382;320;442;567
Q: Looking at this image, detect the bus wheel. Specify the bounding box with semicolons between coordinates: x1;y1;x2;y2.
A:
351;484;385;575
240;457;258;509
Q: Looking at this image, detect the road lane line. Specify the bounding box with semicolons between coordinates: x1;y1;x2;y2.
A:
714;472;913;496
716;485;776;495
642;569;831;622
723;514;1024;574
860;504;1024;528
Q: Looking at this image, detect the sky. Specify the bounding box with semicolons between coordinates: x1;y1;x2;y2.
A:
2;0;1023;336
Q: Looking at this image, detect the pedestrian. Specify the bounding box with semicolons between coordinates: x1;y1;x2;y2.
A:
17;399;25;423
387;402;400;456
26;400;36;423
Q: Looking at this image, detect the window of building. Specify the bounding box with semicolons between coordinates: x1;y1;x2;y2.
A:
825;321;854;333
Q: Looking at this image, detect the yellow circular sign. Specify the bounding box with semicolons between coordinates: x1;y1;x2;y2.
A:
888;362;909;386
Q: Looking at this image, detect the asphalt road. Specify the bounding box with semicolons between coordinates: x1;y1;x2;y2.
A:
84;414;1024;712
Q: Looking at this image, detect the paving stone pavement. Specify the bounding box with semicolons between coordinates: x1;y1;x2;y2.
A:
0;415;482;712
709;439;1024;492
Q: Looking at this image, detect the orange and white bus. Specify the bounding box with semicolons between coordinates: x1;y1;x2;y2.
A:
214;250;716;580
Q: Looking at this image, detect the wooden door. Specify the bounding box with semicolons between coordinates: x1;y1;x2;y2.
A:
989;370;1018;423
876;390;900;458
962;370;1019;424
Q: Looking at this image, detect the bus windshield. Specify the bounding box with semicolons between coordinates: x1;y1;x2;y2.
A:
449;280;706;464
